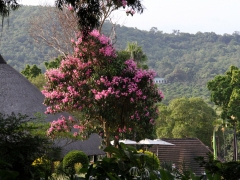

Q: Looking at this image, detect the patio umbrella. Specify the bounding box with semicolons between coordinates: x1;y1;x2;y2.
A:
110;139;137;145
153;139;174;146
153;139;174;156
138;139;174;156
137;139;162;151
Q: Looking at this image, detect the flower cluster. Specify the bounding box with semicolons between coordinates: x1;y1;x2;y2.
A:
47;116;74;137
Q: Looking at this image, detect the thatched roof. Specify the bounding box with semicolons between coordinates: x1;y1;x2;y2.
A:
0;54;64;121
0;54;104;156
149;138;212;176
0;54;6;64
56;133;105;157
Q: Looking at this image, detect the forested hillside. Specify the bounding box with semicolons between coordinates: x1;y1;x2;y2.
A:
1;6;240;104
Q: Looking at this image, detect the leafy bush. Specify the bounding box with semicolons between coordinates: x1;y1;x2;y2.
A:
0;113;53;180
63;150;89;179
138;150;160;170
196;153;240;180
86;143;161;180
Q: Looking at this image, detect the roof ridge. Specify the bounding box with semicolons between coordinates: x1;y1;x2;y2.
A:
0;54;6;64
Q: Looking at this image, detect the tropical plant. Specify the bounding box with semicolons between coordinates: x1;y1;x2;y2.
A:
86;143;160;180
125;41;148;68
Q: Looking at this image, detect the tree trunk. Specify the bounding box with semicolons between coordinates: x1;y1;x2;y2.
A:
103;121;111;157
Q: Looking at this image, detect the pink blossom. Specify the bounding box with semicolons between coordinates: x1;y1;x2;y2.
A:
74;47;79;52
118;128;122;133
95;94;102;100
99;35;109;44
122;0;127;7
68;5;74;11
90;29;100;37
145;112;149;116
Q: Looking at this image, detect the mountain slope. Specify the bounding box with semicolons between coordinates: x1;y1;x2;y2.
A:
1;6;240;104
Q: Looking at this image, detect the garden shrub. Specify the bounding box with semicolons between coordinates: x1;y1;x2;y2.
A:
63;150;89;179
138;150;160;170
0;113;53;180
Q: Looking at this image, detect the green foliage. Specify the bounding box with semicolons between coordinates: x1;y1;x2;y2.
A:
220;128;240;162
44;55;63;70
138;150;160;170
63;150;89;179
31;157;52;180
196;153;240;180
21;64;42;79
29;73;46;90
0;113;53;180
86;143;160;180
207;65;240;123
156;97;216;147
125;41;148;68
0;160;19;180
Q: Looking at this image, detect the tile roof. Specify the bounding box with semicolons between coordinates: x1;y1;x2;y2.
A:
148;138;212;176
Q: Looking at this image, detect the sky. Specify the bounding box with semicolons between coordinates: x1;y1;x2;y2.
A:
20;0;240;35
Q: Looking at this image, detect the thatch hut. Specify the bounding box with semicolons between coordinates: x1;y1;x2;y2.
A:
0;54;105;157
0;54;63;121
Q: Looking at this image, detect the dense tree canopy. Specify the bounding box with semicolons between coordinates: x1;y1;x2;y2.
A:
156;97;216;147
207;65;240;123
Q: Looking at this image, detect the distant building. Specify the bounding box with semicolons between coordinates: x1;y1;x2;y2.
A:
154;77;167;84
149;138;212;176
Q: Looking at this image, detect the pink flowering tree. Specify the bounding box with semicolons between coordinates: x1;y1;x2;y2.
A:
42;30;163;147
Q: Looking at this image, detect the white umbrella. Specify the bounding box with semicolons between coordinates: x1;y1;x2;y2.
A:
110;139;137;145
138;138;164;145
153;139;174;156
138;139;174;156
153;139;174;146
